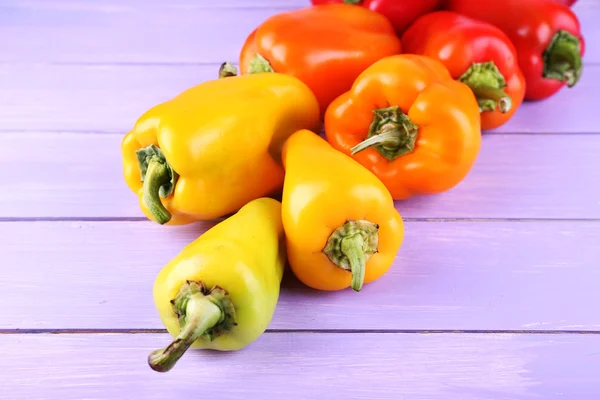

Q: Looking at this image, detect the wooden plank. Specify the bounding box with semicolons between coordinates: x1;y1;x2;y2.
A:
1;63;598;134
0;1;597;64
2;133;599;220
2;0;310;8
0;64;214;134
3;0;596;7
0;7;286;64
1;332;599;399
497;64;600;134
2;220;599;330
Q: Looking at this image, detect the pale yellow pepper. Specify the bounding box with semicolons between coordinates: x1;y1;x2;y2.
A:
148;198;286;372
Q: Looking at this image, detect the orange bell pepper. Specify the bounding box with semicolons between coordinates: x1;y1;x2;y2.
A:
325;54;482;200
238;4;402;116
281;129;404;292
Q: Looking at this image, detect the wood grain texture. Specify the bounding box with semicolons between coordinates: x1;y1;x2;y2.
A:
1;332;599;400
2;220;599;330
1;1;597;64
0;0;599;397
3;0;310;8
2;133;599;220
0;6;287;64
1;64;598;134
3;0;596;7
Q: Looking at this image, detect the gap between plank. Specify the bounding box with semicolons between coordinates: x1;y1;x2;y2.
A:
1;328;599;335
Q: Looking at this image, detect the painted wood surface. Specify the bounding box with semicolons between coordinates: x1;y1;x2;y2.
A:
1;333;599;400
1;1;597;64
1;64;598;134
2;133;600;220
2;220;600;331
2;0;599;397
3;0;596;6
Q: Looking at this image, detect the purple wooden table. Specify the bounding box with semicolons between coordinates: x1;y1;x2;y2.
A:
2;0;600;398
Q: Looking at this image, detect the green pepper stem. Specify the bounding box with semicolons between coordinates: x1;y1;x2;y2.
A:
351;129;405;156
343;0;361;3
458;61;511;113
248;54;274;74
543;30;583;87
219;61;238;78
350;106;418;162
341;235;366;292
148;295;223;373
470;86;512;114
142;159;172;225
322;220;379;292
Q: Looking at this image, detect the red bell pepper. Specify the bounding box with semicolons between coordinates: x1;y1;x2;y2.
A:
401;11;525;130
553;0;577;5
239;4;401;117
310;0;444;35
446;0;585;101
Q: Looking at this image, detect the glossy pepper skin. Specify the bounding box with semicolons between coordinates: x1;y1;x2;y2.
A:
282;129;404;292
446;0;585;101
553;0;577;5
325;54;481;200
148;197;286;372
310;0;443;35
401;11;526;130
121;73;320;225
238;4;402;116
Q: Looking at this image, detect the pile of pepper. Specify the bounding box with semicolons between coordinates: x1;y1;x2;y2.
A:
120;0;584;372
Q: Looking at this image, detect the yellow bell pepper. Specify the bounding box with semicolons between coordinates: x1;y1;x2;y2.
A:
148;197;286;373
282;129;404;292
121;72;320;225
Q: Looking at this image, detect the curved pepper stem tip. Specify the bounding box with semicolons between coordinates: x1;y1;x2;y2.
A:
469;86;513;114
136;145;178;225
148;295;223;373
142;160;172;225
498;96;512;114
350;106;419;162
459;62;512;114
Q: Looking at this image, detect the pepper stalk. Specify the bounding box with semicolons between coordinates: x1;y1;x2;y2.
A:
136;144;178;225
148;281;237;372
248;54;274;74
543;30;582;87
218;62;238;78
323;220;379;292
350;106;419;161
458;61;512;114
